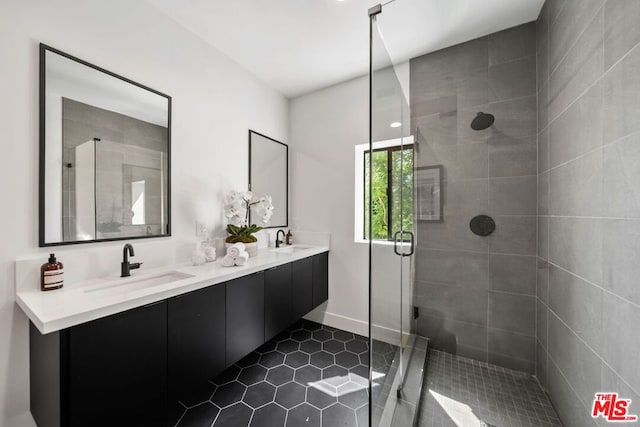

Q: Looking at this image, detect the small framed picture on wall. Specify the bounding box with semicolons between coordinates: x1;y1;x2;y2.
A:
416;165;442;221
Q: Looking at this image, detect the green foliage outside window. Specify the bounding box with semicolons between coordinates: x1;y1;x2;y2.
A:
364;146;413;240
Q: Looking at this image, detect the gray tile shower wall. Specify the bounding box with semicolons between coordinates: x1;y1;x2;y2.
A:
410;22;538;374
537;1;640;426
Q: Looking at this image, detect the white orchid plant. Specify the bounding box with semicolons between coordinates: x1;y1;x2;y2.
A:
224;190;274;243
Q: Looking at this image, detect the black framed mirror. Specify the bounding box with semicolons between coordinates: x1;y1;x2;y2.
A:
39;44;172;247
248;130;288;228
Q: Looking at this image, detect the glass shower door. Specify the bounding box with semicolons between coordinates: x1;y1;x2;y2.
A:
368;4;424;426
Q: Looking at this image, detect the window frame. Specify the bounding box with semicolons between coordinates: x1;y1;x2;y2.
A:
362;142;414;242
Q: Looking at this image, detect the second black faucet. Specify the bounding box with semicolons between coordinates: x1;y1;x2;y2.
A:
121;243;143;277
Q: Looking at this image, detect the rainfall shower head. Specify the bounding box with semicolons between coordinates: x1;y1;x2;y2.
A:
470;112;495;131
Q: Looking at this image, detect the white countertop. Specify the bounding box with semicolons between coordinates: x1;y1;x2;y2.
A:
17;245;329;335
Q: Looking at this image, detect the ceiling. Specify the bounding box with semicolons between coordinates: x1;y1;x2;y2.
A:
147;0;544;98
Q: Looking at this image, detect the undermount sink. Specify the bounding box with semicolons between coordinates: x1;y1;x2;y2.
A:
272;245;314;254
84;271;194;293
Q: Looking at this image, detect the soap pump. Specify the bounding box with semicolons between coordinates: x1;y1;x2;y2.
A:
41;253;64;291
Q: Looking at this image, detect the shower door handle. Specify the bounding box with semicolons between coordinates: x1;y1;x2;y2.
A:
393;230;415;257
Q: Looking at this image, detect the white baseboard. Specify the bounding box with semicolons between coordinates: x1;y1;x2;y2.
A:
303;306;409;346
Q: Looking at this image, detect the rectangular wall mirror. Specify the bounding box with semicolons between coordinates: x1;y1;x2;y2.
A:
39;44;171;246
249;130;288;228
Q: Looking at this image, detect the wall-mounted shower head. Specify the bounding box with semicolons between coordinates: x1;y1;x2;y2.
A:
470;112;495;131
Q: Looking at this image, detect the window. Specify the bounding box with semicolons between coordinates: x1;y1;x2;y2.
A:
354;138;414;242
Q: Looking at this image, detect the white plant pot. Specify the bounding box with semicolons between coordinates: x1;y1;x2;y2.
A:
225;241;258;257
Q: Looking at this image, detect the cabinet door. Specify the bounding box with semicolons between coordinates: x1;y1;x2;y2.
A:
292;257;313;319
168;284;226;423
265;263;293;341
226;272;265;365
68;301;168;427
312;252;329;308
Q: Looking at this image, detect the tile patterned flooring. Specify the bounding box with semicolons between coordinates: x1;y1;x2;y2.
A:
175;320;382;427
418;350;562;427
174;321;562;427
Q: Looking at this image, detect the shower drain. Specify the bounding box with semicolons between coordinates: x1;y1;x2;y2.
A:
480;422;498;427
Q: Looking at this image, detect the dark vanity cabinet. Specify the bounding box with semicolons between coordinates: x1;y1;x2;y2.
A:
292;257;313;319
226;272;265;365
312;252;329;307
30;251;328;427
168;284;226;423
265;263;293;341
30;301;168;427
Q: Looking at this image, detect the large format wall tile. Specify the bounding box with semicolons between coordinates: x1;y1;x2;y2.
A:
548;9;604;121
489;176;537;215
419;143;488;180
417;216;488;253
489;95;538;139
488;292;536;335
602;293;640;394
547;359;599;427
414;281;488;326
487;328;536;373
489;135;537;178
489;56;537;102
549;148;603;217
489;22;536;66
549;265;603;355
415;249;489;289
489;254;536;295
603;134;640;218
443;179;488;216
549;217;603;286
604;0;640;70
604;43;640;144
548;0;604;72
417;313;488;361
549;80;603;168
602;219;640;306
548;313;602;410
536;299;548;349
488;216;537;255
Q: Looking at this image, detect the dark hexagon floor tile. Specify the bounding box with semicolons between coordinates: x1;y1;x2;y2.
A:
312;329;332;342
310;351;334;369
236;352;261;368
333;330;354;342
359;353;369;366
244;382;276;409
322;403;357;427
285;351;310;368
286;403;320;427
337;383;368;409
349;365;369;385
266;365;295;386
249;402;286;427
291;329;312;342
213;402;252;426
300;339;322;354
356;404;369;427
345;339;368;354
212;365;241;385
238;365;268;386
307;386;338;409
276;339;299;354
302;320;323;331
322;365;350;387
259;351;285;368
323;340;345;354
321;325;338;333
177;401;219;427
294;365;322;385
335;351;360;369
274;381;306;409
256;340;278;354
211;382;246;408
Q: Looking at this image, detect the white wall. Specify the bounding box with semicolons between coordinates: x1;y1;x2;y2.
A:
289;76;370;335
0;1;288;425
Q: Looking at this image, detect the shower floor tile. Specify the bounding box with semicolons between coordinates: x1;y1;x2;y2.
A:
174;320;380;427
418;350;562;427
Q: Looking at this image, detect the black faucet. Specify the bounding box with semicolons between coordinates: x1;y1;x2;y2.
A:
275;230;285;248
121;243;143;277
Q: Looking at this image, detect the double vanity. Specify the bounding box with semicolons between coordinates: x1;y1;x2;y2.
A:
18;244;329;427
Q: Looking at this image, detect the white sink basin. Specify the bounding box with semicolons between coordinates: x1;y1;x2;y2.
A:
272;245;314;254
84;271;194;293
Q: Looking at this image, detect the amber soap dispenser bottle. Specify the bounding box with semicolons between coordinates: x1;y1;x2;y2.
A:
41;253;64;291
